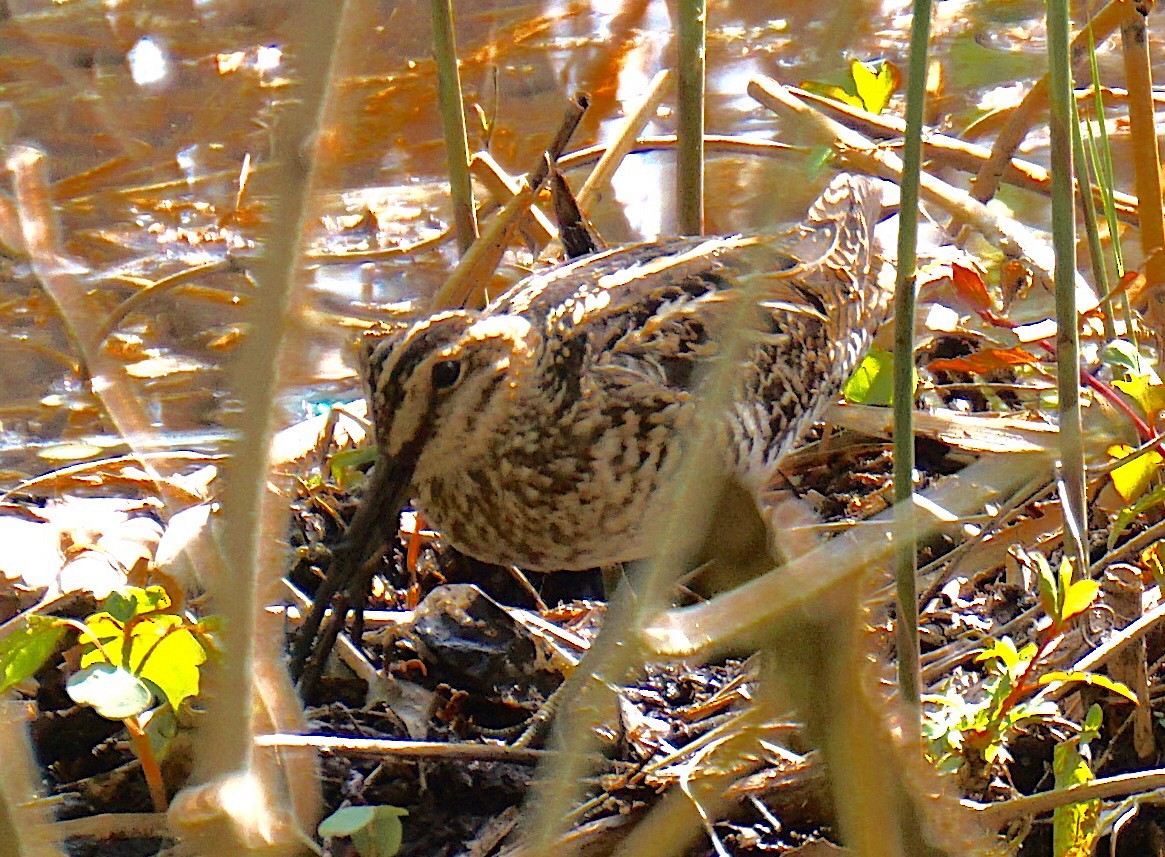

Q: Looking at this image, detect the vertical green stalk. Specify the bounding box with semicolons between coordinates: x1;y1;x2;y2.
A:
676;0;705;236
432;0;479;256
1047;0;1087;573
892;0;932;712
1081;77;1134;343
1072;97;1114;341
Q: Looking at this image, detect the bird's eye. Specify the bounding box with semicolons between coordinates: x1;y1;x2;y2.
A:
431;359;462;390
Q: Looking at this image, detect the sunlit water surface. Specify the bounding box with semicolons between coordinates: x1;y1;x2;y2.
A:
0;0;1152;479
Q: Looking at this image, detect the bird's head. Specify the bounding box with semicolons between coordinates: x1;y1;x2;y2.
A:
363;309;538;475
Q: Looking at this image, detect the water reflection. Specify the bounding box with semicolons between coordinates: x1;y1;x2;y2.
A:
0;0;1157;479
127;36;168;86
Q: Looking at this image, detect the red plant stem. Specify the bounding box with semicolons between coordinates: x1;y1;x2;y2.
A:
981;625;1061;740
980;310;1161;450
125;716;168;812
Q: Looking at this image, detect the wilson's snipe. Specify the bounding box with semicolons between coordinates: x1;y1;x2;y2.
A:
293;173;888;676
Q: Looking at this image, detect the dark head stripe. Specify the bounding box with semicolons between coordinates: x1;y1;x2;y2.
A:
370;312;474;433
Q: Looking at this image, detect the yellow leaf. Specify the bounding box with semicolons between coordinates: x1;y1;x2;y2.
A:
1113;375;1165;419
1140;544;1165;589
798;80;863;109
1107;443;1163;503
1060;579;1100;622
850;59;900;114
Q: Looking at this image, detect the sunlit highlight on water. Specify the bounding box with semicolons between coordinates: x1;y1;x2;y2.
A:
127;37;168;86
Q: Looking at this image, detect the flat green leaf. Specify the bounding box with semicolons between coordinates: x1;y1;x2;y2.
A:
1052;740;1099;857
320;806;409;857
0;616;67;693
320;806;377;838
102;586;171;624
844;345;897;405
66;663;153;719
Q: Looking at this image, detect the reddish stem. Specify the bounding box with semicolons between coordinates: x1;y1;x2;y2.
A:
979;310;1161;450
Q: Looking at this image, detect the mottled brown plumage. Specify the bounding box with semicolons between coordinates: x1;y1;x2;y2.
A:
358;173;890;571
291;173;890;681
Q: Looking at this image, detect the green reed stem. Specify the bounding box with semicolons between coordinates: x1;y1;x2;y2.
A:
1047;0;1087;574
676;0;705;236
891;0;932;712
1073;98;1115;341
432;0;479;255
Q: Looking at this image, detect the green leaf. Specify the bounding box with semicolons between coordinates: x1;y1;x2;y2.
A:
319;806;409;857
80;614;208;710
1060;579;1100;623
849;59;900;114
1038;671;1140;704
1052;740;1099;857
844;345;898;405
1081;704;1103;742
330;446;377;486
1037;558;1059;621
0;616;67;694
320;806;377;838
102;586;171;624
66;663;153;719
803;145;835;179
142;706;179;761
1100;339;1150;380
1109;483;1165;549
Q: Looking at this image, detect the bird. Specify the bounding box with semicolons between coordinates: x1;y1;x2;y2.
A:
292;172;890;679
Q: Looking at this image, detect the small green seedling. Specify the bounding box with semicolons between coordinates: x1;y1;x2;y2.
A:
318;805;409;857
1052;704;1103;857
923;556;1134;783
0;584;218;811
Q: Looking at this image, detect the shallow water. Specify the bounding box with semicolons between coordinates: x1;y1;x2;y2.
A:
0;0;1153;479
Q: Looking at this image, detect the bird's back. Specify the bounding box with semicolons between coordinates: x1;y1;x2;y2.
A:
485;172;889;488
